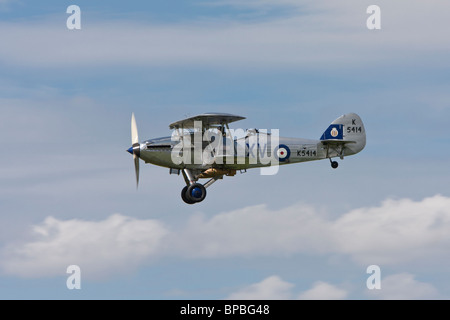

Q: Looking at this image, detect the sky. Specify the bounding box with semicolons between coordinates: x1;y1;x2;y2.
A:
0;0;449;300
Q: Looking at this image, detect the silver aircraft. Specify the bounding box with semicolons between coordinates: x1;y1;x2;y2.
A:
127;112;366;204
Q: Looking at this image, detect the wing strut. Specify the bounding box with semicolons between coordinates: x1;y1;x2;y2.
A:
225;123;237;156
183;168;196;185
204;175;223;189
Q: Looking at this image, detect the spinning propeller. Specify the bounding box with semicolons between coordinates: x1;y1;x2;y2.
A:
127;113;140;188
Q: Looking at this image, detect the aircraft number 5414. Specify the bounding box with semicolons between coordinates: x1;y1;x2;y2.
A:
297;149;317;157
347;126;362;133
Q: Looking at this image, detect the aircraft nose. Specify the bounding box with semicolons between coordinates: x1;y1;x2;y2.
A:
127;146;133;155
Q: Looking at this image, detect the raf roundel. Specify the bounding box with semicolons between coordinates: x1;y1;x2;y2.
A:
275;144;290;162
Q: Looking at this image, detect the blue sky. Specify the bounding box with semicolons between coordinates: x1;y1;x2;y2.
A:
1;0;450;300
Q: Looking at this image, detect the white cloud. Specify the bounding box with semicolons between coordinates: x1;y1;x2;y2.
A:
171;203;331;257
3;195;450;279
298;281;348;300
332;195;450;265
1;214;168;278
226;273;438;300
171;195;450;266
227;276;348;300
367;273;439;300
226;275;294;299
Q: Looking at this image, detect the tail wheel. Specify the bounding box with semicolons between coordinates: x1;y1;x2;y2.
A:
331;161;339;169
186;183;207;203
181;186;195;204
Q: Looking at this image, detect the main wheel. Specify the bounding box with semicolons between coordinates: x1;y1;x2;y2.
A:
181;186;195;204
186;183;207;203
331;161;339;169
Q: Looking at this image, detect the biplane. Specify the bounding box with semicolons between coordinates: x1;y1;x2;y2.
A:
127;112;366;204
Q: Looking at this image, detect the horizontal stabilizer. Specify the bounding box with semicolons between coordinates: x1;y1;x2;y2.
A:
321;140;356;145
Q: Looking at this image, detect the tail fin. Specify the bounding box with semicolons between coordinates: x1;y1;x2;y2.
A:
320;113;366;156
320;124;344;141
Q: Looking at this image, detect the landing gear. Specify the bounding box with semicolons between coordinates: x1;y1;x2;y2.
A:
181;183;207;204
330;158;339;169
181;186;195;204
180;168;222;204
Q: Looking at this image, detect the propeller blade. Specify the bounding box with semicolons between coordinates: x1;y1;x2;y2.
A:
131;112;139;145
133;154;140;188
131;112;140;188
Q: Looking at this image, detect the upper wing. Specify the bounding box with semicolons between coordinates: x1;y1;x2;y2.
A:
169;113;246;130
